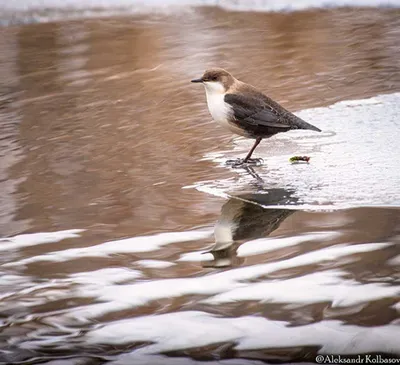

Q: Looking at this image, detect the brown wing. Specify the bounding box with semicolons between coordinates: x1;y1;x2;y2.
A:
224;93;291;130
225;92;321;133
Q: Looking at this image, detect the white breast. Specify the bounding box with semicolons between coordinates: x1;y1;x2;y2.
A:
204;86;249;137
206;92;231;126
203;82;232;129
203;81;249;137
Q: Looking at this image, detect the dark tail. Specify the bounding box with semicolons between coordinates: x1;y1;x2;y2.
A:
290;113;321;132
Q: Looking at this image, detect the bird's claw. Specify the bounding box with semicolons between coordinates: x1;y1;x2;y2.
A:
247;158;264;166
225;158;264;168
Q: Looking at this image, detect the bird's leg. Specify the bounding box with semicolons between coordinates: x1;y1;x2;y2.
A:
226;137;263;167
243;137;262;163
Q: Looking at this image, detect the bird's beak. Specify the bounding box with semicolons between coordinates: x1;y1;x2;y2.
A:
191;78;203;83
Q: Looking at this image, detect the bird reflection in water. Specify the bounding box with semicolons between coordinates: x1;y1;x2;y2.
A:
203;185;297;268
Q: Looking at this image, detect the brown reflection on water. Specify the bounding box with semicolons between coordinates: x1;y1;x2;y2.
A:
1;7;399;237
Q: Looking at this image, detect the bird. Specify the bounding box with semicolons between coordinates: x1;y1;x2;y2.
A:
191;68;321;166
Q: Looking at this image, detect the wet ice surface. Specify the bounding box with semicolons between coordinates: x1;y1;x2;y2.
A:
190;93;400;210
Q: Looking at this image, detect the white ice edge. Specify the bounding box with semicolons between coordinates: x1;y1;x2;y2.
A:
2;0;400;11
387;254;400;266
0;229;84;251
81;310;400;356
0;267;143;303
69;267;143;285
31;242;393;321
202;269;400;306
3;228;212;266
178;230;341;261
135;259;175;269
44;354;268;365
1;0;400;25
186;92;400;211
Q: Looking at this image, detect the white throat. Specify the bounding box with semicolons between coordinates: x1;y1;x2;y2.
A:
204;81;226;95
203;81;231;126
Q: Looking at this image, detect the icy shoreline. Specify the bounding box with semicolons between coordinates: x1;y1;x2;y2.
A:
1;0;400;25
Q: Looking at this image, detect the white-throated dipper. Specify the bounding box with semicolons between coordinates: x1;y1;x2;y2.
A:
191;68;321;166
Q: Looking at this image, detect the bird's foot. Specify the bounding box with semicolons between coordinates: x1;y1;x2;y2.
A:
225;158;264;168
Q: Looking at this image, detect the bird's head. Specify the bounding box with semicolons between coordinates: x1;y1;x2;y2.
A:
191;68;235;94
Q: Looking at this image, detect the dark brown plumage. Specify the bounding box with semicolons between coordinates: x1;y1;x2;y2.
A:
192;68;321;165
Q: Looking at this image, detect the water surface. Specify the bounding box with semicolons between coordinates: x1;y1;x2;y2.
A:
0;4;399;364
